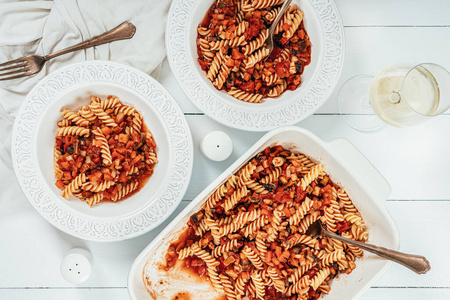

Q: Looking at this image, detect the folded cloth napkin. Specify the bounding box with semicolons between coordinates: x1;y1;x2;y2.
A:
0;0;172;208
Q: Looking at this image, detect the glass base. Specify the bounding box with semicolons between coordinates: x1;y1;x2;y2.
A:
337;75;385;132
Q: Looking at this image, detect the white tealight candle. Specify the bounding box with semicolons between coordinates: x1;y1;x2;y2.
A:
201;131;233;161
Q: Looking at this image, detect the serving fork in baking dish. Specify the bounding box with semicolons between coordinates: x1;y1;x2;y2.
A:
306;220;431;274
0;21;136;81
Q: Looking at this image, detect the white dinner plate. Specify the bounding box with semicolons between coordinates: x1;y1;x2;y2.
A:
11;61;193;241
166;0;345;131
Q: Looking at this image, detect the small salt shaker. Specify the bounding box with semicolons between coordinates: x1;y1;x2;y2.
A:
201;131;233;161
60;247;92;284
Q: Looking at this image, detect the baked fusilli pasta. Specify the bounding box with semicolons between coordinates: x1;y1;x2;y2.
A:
164;145;368;300
197;0;311;103
54;95;158;206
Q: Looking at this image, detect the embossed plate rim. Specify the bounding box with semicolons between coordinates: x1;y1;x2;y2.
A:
166;0;345;131
11;60;193;241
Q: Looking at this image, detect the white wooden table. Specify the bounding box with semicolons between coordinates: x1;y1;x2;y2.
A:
1;1;450;299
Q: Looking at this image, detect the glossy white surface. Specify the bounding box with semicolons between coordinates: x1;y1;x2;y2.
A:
1;1;450;299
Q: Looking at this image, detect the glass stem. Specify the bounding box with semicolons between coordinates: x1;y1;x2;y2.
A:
389;92;401;104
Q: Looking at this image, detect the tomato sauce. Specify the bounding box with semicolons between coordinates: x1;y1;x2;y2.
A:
54;97;157;205
196;1;312;98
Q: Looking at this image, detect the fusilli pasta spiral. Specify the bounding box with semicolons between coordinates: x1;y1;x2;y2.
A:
89;102;117;127
92;127;112;166
57;126;90;137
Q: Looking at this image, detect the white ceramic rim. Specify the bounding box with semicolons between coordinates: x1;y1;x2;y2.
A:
166;0;345;131
128;126;400;300
11;60;194;242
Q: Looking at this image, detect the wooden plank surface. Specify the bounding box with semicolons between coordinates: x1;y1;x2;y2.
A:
2;287;450;300
183;115;450;201
2;1;450;299
335;0;450;26
320;27;450;114
166;27;450;114
0;289;130;300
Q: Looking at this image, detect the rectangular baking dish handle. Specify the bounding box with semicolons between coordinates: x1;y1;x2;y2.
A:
327;137;400;251
327;137;391;204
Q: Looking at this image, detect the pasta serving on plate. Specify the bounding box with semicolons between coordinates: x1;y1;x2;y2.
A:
164;145;368;300
53;95;158;207
197;0;312;103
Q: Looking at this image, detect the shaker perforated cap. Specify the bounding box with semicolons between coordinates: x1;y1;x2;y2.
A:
60;247;92;284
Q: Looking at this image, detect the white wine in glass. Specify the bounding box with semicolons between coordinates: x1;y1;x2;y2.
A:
338;63;450;131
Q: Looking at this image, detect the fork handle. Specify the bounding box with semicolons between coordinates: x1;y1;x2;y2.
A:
44;22;136;61
269;0;293;36
323;230;431;274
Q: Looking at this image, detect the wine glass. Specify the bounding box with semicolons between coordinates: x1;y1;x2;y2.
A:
338;63;450;131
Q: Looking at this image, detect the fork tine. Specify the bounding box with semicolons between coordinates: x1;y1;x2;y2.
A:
0;73;30;81
0;62;27;73
0;69;29;81
0;68;28;78
0;57;25;68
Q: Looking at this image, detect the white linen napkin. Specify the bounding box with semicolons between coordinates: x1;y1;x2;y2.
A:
0;0;172;208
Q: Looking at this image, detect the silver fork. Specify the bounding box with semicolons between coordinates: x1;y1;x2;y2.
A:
0;21;136;81
265;0;294;59
306;220;431;274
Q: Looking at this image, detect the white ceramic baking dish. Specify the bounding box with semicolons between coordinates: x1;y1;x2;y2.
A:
128;126;400;300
